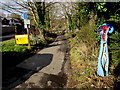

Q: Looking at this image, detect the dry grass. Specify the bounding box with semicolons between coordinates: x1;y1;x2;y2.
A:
67;19;115;88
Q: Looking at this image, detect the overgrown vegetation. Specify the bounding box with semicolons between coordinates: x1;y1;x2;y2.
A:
108;20;120;89
66;2;120;89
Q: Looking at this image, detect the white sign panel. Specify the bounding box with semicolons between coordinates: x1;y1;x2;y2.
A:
24;19;30;24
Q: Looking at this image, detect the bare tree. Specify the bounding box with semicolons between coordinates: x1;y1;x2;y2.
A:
0;0;57;40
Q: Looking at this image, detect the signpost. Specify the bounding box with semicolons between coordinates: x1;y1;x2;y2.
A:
24;19;30;25
97;23;114;77
15;12;30;46
23;12;30;46
24;19;30;34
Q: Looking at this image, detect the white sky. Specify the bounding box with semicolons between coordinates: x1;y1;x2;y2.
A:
1;0;82;1
0;1;28;18
0;0;119;18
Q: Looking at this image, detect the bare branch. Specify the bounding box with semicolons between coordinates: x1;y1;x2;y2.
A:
15;1;30;10
0;2;24;14
45;2;57;9
1;8;19;16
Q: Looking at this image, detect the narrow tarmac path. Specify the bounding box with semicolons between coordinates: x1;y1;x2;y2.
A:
11;35;70;88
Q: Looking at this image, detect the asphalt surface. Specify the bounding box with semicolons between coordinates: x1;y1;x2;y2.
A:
3;35;70;89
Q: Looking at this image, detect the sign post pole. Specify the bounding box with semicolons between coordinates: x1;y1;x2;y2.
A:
27;25;30;47
15;12;30;46
23;12;30;47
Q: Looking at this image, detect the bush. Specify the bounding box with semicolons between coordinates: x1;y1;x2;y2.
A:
108;21;120;66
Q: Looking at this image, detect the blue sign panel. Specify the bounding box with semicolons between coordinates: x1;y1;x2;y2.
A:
23;12;28;19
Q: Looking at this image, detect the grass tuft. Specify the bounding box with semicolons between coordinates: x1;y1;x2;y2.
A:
67;19;115;88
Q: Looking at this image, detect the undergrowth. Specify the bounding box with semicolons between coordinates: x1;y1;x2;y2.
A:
67;19;116;88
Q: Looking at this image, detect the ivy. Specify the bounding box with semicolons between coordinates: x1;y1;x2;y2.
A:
96;3;107;12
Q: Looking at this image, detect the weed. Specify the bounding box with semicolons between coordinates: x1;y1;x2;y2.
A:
67;18;115;88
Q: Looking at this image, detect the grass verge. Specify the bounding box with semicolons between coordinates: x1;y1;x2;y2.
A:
67;20;116;88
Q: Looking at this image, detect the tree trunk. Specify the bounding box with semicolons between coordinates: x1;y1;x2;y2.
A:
35;2;46;41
